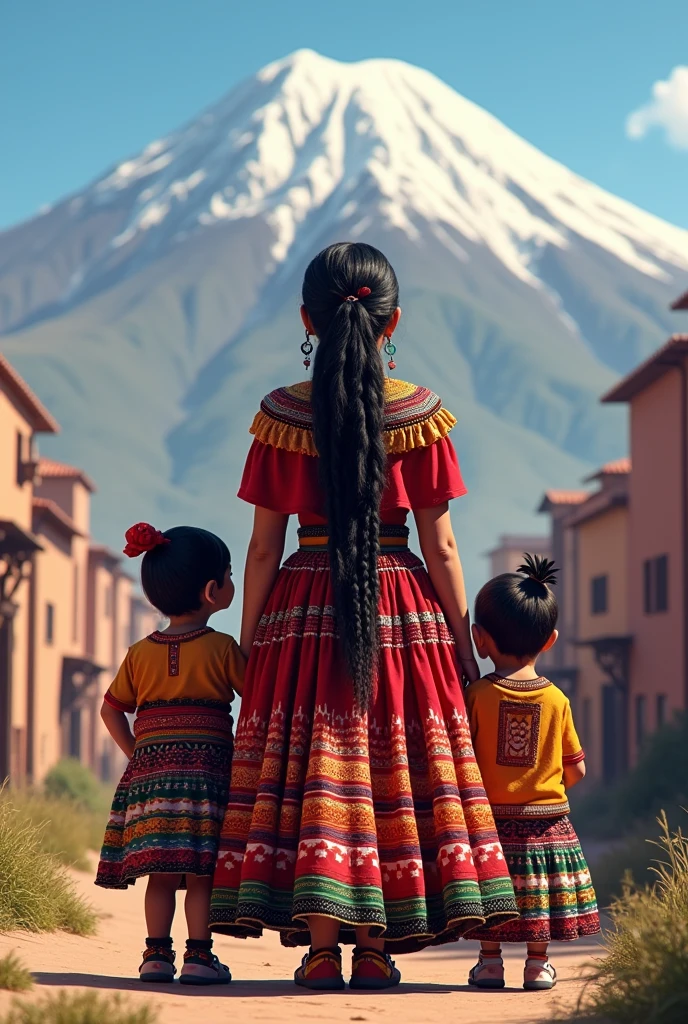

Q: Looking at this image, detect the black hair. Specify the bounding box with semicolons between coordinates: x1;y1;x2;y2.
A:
303;242;400;707
140;526;231;617
474;553;559;659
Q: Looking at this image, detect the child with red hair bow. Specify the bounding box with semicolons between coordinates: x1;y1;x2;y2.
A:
96;523;244;987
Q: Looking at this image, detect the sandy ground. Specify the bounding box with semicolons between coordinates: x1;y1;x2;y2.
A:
0;863;605;1023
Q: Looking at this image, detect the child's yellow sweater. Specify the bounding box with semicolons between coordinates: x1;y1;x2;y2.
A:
465;673;584;818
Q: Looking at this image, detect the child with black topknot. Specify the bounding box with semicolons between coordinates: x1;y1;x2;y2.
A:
95;523;245;986
465;554;599;992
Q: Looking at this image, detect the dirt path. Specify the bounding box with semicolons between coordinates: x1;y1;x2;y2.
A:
1;865;603;1023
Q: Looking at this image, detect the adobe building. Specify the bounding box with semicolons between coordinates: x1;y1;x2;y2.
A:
0;353;156;784
486;534;551;577
535;492;588;695
537;290;688;786
540;462;630;782
603;329;688;763
0;354;59;781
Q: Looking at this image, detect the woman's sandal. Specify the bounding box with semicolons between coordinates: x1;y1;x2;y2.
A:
294;947;345;991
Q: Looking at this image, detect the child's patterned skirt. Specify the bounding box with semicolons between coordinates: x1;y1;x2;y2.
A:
95;702;233;889
467;815;600;942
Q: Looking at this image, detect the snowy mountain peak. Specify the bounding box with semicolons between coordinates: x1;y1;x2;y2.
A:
42;49;683;294
4;48;687;338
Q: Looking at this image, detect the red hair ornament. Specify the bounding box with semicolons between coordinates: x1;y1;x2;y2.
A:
123;522;170;558
341;286;372;302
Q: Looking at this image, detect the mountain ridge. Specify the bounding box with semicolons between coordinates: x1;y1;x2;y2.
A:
1;49;686;617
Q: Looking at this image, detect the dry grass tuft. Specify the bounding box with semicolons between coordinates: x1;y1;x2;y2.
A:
0;954;33;993
0;791;97;935
0;992;157;1024
561;811;688;1024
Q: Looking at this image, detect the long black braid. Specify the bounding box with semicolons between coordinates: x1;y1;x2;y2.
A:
303;242;400;707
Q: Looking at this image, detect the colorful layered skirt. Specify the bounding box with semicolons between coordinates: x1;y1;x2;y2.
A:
209;541;518;952
466;815;600;943
95;702;233;889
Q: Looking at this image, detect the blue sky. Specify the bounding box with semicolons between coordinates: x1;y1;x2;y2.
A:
2;0;687;229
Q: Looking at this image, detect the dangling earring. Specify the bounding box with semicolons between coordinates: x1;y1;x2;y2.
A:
384;337;397;372
301;330;313;370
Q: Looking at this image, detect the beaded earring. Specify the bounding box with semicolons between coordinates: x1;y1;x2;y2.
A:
301;330;314;369
384;337;397;372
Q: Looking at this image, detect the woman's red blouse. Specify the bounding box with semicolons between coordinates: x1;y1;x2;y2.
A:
237;379;466;527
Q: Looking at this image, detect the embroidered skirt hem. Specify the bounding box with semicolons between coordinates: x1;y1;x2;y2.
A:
465;815;600;943
95;704;233;889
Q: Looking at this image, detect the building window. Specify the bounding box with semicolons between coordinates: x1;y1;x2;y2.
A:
72;564;79;642
45;603;55;645
635;695;647;749
644;555;668;613
15;431;24;485
657;693;667;728
591;575;608;615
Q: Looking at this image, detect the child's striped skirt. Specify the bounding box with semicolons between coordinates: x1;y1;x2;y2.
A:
95;702;233;889
467;815;600;942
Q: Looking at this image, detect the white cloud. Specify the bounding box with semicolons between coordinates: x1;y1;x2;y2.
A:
626;66;688;149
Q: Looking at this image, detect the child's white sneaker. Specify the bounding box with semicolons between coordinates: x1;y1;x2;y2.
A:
523;957;556;991
468;954;505;989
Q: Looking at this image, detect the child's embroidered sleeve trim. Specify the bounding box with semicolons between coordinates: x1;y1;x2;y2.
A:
103;689;136;714
562;748;586;765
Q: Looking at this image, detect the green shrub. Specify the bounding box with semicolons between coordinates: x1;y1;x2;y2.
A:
0;954;33;993
7;792;97;871
562;812;688;1024
43;760;109;816
0;795;97;935
0;993;157;1024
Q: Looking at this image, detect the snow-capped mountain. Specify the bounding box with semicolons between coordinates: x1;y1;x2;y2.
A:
1;50;687;608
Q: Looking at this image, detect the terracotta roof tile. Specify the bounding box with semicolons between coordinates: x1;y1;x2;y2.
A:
38;457;96;493
0;354;59;433
542;489;589;505
604;335;688;403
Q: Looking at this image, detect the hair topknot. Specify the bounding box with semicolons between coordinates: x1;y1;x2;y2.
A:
517;552;559;587
474;552;559;659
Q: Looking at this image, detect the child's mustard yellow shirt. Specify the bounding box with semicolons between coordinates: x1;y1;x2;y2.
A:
104;627;245;712
465;674;584;818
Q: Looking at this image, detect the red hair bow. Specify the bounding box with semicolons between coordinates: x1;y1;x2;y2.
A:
123;522;170;558
341;286;372;302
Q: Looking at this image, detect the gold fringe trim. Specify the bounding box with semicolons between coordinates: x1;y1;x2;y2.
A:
385;406;457;454
249;410;317;455
250;406;457;456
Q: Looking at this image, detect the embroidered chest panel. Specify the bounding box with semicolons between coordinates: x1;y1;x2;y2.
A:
496;700;541;768
146;627;214;677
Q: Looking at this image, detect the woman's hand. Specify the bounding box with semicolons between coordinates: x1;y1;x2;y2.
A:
459;655;481;685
